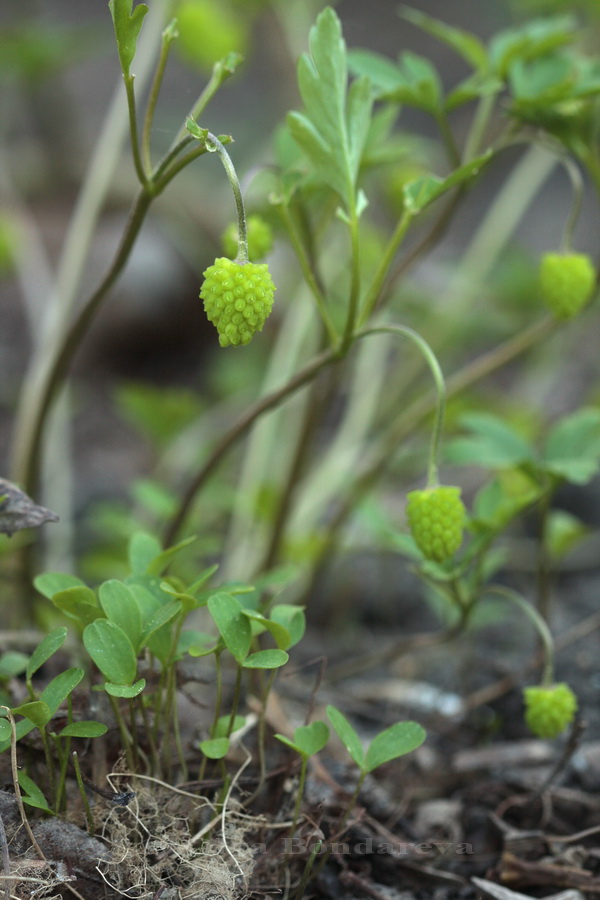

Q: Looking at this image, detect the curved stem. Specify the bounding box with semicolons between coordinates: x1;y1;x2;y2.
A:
141;20;178;173
206;133;248;262
484;585;555;685
357;210;413;328
124;74;148;185
10;186;153;493
342;208;361;349
359;326;446;487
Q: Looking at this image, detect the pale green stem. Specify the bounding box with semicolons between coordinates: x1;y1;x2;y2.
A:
71;751;95;836
558;154;585;252
358;326;446;488
141;21;178;174
342;206;362;349
205;133;248;262
463;90;497;162
357;210;413;328
124;73;148;185
484;585;555;686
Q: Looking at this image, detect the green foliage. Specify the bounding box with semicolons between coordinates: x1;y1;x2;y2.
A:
287;7;372;213
275;721;330;758
327;706;426;774
108;0;148;76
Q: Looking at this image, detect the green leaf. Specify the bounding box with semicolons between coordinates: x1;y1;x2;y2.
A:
108;0;148;76
214;714;246;738
51;586;101;626
208;593;251;664
402;152;492;215
116;382;203;448
445;412;535;469
128;532;161;575
326;705;365;771
58;720;108;738
400;7;488;72
543;408;600;484
200;737;230;759
104;679;146;698
182;631;218;657
26;627;68;680
11;700;52;728
287;7;372;209
270;605;306;648
99;580;143;651
365;721;426;773
83;621;137;685
18;772;51;813
489;16;577;79
147;535;197;576
0;720;10;742
139;600;182;648
40;667;84;715
34;573;85;600
242;649;289;669
241;610;291;649
276;721;330;759
0;652;29;679
545;510;587;560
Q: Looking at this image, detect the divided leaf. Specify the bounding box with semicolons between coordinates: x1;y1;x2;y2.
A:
108;0;148;76
326;705;365;770
287;6;372;210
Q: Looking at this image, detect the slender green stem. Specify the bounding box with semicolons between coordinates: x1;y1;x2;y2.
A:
278;202;339;344
137;695;160;775
124;74;148;185
463;90;497;162
342;208;362;349
313;771;366;877
357;210;413;328
209;651;224;739
227;665;243;735
108;696;136;769
558;154;585;252
289;756;308;837
293;841;322;900
205;133;248;261
435;110;461;167
141;20;178;173
359;326;446;488
71;751;95;836
484;585;555;686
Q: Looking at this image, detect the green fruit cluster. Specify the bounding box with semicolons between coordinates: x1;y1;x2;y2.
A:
221;215;273;261
539;252;596;320
406;486;466;563
523;683;578;738
200;257;276;347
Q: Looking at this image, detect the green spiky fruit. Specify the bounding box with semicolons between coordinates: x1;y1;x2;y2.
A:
523;683;577;739
539;252;596;320
406;486;466;563
200;257;276;347
221;215;274;261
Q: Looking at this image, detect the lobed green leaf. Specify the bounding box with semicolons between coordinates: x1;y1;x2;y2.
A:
108;0;148;76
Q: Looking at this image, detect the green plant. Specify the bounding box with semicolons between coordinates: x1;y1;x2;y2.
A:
2;1;600;893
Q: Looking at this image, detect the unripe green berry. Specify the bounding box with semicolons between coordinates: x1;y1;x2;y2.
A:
222;215;273;261
200;257;276;348
406;486;466;563
539;252;596;320
523;683;577;739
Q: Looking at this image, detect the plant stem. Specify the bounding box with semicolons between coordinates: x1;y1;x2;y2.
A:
357;210;413;327
205;133;248;262
141;20;178;174
484;585;555;685
359;326;446;488
342;207;361;349
124;74;148;185
289;756;308;838
71;751;95;836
